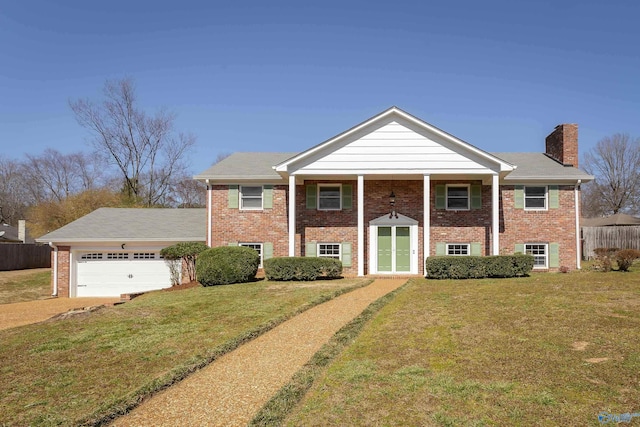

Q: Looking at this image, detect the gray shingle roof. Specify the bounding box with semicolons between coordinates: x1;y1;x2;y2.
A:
36;208;206;243
194;152;298;181
195;151;593;182
492;153;593;181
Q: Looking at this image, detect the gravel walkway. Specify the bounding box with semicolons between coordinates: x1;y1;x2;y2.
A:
111;279;406;427
0;297;121;330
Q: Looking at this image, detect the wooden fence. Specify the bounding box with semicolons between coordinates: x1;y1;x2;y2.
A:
0;243;51;271
581;226;640;259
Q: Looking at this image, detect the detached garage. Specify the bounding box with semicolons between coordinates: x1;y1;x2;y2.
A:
36;208;206;298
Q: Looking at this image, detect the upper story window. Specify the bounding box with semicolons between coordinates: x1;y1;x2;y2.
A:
318;184;341;210
524;186;547;210
446;185;470;210
240;186;263;210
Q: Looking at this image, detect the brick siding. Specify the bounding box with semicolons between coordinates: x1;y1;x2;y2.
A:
209;180;580;275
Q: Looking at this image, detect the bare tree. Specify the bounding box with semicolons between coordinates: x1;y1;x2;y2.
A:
0;156;30;224
20;148;107;203
169;177;206;208
70;77;196;207
582;133;640;216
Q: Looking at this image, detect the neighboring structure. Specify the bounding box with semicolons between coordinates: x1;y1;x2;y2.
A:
195;107;593;276
0;220;32;243
581;213;640;259
36;208;205;297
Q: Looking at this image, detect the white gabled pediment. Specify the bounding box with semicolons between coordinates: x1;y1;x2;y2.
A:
369;213;418;226
275;107;514;176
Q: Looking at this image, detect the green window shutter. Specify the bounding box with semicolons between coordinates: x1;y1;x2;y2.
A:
548;185;559;209
471;242;482;256
471;185;482;209
515;244;524;254
342;184;353;209
228;185;239;209
341;242;352;267
306;185;317;209
263;242;273;260
435;242;446;256
263;185;273;209
549;243;559;268
514;185;524;209
228;242;238;246
435;185;446;209
305;242;317;257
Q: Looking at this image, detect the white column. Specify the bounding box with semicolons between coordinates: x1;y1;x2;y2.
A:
288;175;296;257
206;180;212;247
492;174;500;255
357;175;364;276
423;175;430;270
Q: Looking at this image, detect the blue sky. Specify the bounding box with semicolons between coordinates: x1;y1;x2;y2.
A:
1;0;639;176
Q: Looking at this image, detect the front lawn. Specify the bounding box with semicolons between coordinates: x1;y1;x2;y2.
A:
287;270;640;426
0;268;51;304
0;278;369;426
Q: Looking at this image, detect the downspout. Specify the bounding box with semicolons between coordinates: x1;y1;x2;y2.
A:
49;242;58;296
574;180;582;270
206;179;212;247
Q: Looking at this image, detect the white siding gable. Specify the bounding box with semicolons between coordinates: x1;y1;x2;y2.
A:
293;120;501;175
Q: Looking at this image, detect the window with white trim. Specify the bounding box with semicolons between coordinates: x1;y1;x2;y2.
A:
240;186;263;210
525;243;548;268
318;184;341;210
446;185;470;210
318;243;341;260
239;243;263;267
446;243;470;256
107;252;128;260
133;252;156;260
524;186;547;210
80;253;103;260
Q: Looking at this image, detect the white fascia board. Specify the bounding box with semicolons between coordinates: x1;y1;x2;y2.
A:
275;107;514;174
37;237;206;244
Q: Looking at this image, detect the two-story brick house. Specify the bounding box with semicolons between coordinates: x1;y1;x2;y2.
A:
195;106;593;276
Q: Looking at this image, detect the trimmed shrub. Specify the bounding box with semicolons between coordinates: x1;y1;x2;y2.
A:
264;257;342;281
425;254;534;280
161;242;209;285
196;246;259;286
615;249;640;272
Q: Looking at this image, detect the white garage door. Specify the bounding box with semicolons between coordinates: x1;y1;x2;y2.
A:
76;252;171;297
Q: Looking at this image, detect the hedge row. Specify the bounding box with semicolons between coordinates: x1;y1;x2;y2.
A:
425;254;534;279
264;257;342;281
196;246;260;286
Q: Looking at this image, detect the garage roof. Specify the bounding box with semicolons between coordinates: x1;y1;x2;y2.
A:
36;208;206;243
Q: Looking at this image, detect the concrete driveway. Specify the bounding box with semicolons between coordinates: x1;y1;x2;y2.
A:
0;297;122;331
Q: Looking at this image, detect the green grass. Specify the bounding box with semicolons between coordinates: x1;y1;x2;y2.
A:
0;269;51;304
286;269;640;426
0;278;370;426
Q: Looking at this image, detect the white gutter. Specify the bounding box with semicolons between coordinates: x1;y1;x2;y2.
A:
49;242;58;296
574;180;582;270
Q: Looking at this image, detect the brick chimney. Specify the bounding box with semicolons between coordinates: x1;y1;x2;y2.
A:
545;123;578;167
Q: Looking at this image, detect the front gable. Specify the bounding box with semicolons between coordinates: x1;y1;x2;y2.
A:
276;107;514;176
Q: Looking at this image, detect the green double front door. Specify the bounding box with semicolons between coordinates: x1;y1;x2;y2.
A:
377;226;411;273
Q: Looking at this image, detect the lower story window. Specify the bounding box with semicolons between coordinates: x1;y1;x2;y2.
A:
447;243;470;256
318;243;341;260
239;243;263;267
133;252;156;259
525;243;548;268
